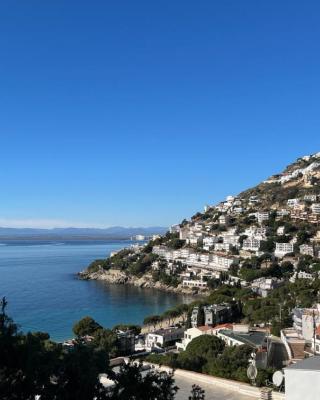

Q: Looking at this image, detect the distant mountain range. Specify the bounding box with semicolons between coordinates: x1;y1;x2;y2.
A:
0;226;168;240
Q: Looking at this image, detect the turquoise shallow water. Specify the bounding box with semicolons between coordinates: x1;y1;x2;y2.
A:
0;240;185;341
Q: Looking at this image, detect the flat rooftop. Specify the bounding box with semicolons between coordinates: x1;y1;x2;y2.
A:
286;356;320;371
219;329;267;348
174;374;250;400
152;327;184;335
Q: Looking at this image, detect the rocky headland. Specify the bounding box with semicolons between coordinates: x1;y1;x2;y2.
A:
78;267;205;296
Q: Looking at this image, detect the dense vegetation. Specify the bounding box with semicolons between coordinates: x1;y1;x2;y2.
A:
87;247;158;276
146;335;271;386
0;298;181;400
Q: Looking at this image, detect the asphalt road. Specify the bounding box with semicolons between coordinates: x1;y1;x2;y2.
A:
174;375;250;400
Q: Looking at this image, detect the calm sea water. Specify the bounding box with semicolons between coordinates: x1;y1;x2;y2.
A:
0;240;186;341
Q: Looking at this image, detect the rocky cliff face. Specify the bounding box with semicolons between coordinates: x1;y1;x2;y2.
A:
79;268;204;295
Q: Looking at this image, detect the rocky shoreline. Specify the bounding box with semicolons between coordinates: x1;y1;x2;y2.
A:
78;268;208;296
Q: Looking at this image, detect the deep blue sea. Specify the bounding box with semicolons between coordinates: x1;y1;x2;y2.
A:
0;240;186;341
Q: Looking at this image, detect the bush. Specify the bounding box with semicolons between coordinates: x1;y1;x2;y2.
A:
186;335;225;361
205;345;252;382
73;316;102;337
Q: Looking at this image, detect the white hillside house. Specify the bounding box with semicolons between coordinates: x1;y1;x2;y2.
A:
311;203;320;214
242;237;261;252
275;242;294;258
257;211;269;224
299;244;314;257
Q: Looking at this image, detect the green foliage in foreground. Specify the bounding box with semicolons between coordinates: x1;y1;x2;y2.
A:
0;298;179;400
72;317;143;358
107;362;178;400
0;300;108;399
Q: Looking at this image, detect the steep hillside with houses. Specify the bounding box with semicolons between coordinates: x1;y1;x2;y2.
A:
81;152;320;296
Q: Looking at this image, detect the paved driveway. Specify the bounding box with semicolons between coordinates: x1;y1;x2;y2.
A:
174;375;251;400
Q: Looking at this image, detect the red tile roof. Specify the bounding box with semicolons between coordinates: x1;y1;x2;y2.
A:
198;325;212;332
213;323;233;330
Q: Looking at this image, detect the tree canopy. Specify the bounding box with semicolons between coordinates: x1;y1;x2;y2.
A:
73;316;102;337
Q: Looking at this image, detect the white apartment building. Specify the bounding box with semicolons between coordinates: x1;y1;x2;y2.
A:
199;254;209;263
292;305;320;341
193;222;204;232
153;246;167;257
172;250;181;259
186;236;201;245
214;243;231;252
223;235;240;247
251;277;283;298
311;203;320;214
176;326;213;351
180;248;192;258
299;244;314;257
208;253;239;272
277;209;290;217
182;279;208;289
153;246;178;261
277;226;285;235
257;211;269;223
188;253;200;263
304;194;318;202
290;271;314;282
242;237;261;252
287;198;300;207
218;215;228;225
275;242;294;258
145;327;184;350
154;245;238;272
244;226;267;239
203;236;218;251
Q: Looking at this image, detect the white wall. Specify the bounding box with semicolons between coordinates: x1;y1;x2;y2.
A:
285;370;320;400
143;362;285;400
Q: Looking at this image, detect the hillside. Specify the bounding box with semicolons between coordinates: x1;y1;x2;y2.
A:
81;152;320;295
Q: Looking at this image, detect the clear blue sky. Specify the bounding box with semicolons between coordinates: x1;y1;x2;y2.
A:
1;1;320;228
